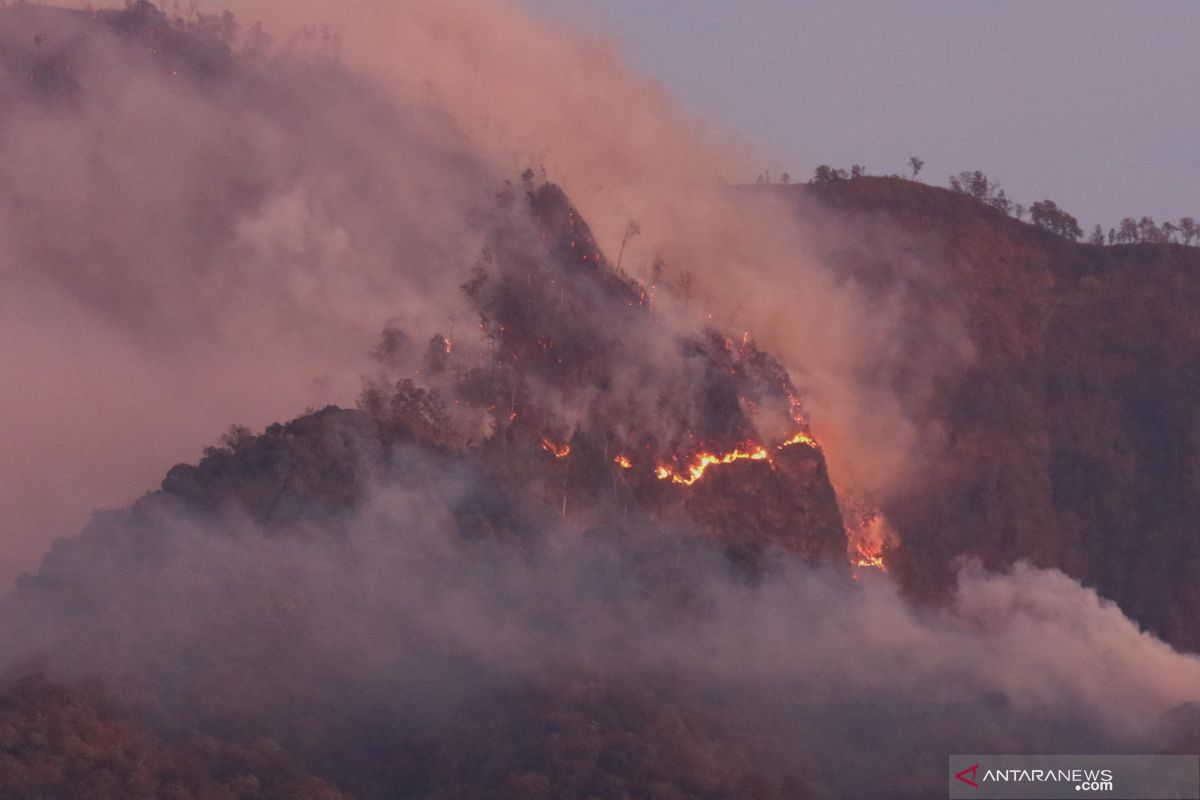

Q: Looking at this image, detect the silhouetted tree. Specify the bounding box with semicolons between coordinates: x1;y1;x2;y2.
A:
373;326;409;367
948;170;1026;222
1088;224;1105;245
988;188;1011;215
1139;216;1162;243
1179;217;1198;246
949;170;990;200
1117;217;1139;243
909;156;924;180
425;333;451;374
811;165;848;185
1029;200;1082;240
615;221;641;271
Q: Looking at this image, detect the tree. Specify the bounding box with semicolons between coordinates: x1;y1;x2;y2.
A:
850;164;866;179
1179;217;1198;246
1117;217;1139;243
909;156;924;180
425;334;450;374
1028;200;1082;240
780;172;791;184
615;221;641;271
811;165;847;185
988;188;1011;215
949;170;991;201
1138;216;1161;243
1088;224;1105;246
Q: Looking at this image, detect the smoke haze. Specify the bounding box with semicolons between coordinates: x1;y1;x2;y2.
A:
1;0;964;585
2;438;1197;795
2;4;1197;797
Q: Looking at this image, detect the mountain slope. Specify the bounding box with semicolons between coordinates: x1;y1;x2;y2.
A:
784;175;1200;652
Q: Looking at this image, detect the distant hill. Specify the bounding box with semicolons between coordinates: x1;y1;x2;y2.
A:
778;175;1200;652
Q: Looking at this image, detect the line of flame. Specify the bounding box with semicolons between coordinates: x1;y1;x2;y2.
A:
655;446;770;486
652;430;820;486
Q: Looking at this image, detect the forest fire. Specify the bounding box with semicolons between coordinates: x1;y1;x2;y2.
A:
850;542;887;572
844;504;892;574
614;455;632;469
778;431;820;451
540;438;571;458
655;445;770;486
654;430;821;487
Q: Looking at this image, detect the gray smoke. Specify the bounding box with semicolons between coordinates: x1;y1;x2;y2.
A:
2;436;1197;796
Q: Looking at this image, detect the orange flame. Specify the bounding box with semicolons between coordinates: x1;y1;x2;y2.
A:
652;430;820;487
777;431;820;451
540;438;570;458
656;445;770;486
614;455;632;469
850;539;886;572
843;502;891;574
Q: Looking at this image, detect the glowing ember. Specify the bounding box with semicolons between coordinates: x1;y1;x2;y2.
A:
850;546;886;572
540;438;570;458
843;501;892;574
778;431;820;451
787;395;807;425
614;455;632;469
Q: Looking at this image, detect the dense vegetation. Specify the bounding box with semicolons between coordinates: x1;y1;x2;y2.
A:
790;174;1200;652
0;678;348;800
790;163;1199;246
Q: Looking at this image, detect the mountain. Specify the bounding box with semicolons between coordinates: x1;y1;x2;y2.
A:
3;4;1200;799
781;175;1200;652
6;171;1199;800
0;173;846;799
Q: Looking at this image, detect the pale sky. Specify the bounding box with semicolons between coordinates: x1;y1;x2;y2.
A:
524;0;1200;232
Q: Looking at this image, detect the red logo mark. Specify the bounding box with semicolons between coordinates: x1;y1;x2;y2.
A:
955;763;980;789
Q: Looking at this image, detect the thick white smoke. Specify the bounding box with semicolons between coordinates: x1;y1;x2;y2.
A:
1;0;964;585
2;453;1196;795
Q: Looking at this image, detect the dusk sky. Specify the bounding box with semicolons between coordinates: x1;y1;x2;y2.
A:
525;0;1200;232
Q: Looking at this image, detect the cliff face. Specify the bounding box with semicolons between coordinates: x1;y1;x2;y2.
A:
786;176;1200;652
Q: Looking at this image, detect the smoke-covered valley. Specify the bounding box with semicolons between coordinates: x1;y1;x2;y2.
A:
1;2;1198;798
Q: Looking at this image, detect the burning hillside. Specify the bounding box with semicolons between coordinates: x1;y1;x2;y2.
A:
0;4;1198;800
